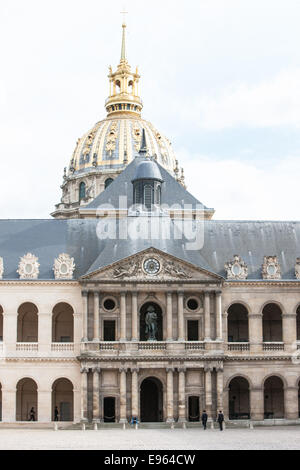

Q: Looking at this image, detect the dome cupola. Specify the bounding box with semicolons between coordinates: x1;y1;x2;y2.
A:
132;130;164;210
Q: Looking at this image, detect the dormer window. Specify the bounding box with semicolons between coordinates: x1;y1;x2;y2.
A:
79;182;86;201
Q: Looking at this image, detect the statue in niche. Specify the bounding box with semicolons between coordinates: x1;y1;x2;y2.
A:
145;305;158;342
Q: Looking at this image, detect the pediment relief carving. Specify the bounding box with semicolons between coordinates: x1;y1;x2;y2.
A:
83;249;222;282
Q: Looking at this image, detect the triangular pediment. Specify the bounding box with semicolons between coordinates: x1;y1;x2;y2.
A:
81;248;223;282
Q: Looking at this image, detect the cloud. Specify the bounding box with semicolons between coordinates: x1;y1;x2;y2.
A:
185;69;300;130
179;150;300;220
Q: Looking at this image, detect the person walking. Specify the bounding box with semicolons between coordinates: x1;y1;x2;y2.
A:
201;410;208;430
217;410;225;431
54;406;59;422
29;407;36;422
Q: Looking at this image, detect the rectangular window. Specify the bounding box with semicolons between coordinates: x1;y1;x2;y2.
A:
187;320;199;341
104;321;116;342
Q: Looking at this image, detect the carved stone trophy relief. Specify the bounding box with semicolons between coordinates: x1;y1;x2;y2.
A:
295;258;300;279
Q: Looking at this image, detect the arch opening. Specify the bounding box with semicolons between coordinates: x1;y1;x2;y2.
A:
17;303;38;343
263;304;283;342
52;303;74;343
139;302;163;342
227;304;249;342
229;377;250;420
16;378;38;422
264;376;284;419
52;378;74;422
140;377;163;423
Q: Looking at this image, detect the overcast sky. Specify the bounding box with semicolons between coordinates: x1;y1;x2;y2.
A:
1;0;300;220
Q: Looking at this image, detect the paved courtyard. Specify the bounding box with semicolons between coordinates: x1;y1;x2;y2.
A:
0;426;299;450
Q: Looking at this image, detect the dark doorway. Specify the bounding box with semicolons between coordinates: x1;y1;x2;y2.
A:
228;377;250;420
104;321;116;342
140;378;163;422
140;303;163;341
188;396;200;422
187;321;199;341
104;397;116;423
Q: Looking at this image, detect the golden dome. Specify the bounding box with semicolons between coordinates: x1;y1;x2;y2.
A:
69;117;178;176
67;24;179;178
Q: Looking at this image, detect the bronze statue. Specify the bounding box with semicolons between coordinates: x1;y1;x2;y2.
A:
145;305;158;341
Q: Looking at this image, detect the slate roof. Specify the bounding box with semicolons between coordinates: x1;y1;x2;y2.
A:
0;218;299;280
80;156;211;211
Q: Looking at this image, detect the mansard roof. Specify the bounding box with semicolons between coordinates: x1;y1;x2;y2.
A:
0;218;299;280
79;156;212;212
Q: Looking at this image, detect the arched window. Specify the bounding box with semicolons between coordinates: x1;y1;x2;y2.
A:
52;378;74;422
79;182;86;201
52;303;74;343
17;303;38;343
144;185;153;210
227;304;249;342
16;378;38;422
263;304;283;342
229;377;250;420
105;178;114;190
264;376;284;419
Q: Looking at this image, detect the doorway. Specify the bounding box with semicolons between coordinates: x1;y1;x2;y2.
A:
140;377;163;422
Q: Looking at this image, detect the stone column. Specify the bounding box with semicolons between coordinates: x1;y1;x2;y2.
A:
120;292;127;342
1;385;16;422
216;368;224;412
119;368;128;423
249;314;263;353
204;292;211;341
282;314;297;352
92;367;101;423
177;292;185;341
215;291;222;341
93;293;100;342
82;291;89;342
178;367;186;422
204;366;212;417
166;368;174;422
285;386;299;420
80;367;89;422
131;292;138;342
131;368;139;419
250;387;264;420
167;293;173;341
38;390;52;422
223;312;228;347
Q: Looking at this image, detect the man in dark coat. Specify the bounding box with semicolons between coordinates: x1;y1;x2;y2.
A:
201;410;208;430
54;406;59;422
29;407;35;421
217;410;225;431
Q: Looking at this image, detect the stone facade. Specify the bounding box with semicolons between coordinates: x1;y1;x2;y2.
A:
0;256;299;425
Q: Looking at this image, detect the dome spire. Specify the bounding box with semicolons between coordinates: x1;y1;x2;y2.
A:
105;23;143;118
120;22;127;63
139;128;148;156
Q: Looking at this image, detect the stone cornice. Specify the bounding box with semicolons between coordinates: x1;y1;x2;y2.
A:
78;355;224;362
224;355;292;361
80;279;222;286
224;280;300;288
1;358;79;363
0;280;79;286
